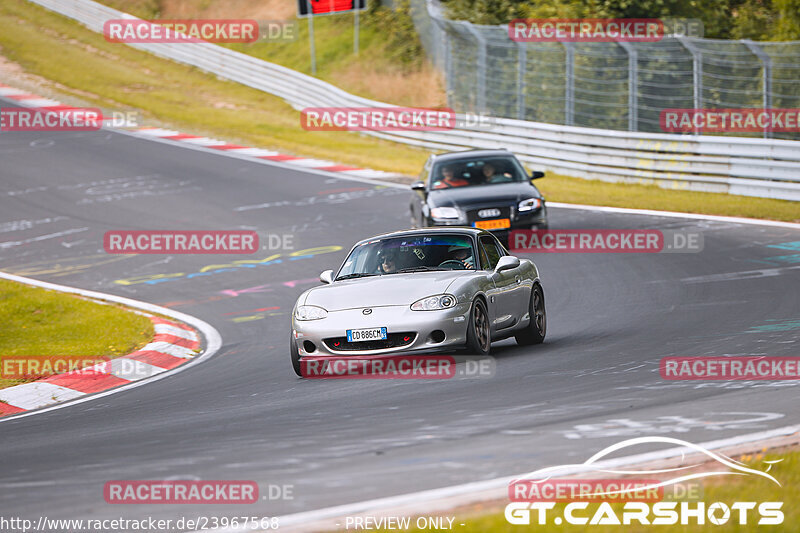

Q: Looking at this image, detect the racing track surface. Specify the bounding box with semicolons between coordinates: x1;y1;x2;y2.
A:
1;105;799;524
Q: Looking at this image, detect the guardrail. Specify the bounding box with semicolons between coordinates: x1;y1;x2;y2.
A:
26;0;800;201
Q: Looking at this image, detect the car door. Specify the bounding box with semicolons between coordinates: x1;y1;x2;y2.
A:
492;234;530;322
479;235;517;332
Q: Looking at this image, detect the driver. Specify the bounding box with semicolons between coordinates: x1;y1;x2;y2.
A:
433;165;469;189
447;244;475;269
377;249;398;274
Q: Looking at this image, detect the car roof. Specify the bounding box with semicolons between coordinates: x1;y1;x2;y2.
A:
430;149;513;164
353;227;488;246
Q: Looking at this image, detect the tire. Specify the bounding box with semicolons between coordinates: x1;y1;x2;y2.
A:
515;284;546;345
466;298;491;355
290;334;302;376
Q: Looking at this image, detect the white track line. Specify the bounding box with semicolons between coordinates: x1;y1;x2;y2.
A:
0;271;222;423
205;424;799;532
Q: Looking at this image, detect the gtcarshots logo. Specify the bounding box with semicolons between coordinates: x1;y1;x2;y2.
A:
104;230;258;254
505;436;784;526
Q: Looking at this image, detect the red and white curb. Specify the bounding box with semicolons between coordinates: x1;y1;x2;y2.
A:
0;271;222;422
0;82;401;181
0;315;200;417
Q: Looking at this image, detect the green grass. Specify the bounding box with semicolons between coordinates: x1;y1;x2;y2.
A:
389;448;800;532
1;0;798;221
0;279;153;389
537;173;800;222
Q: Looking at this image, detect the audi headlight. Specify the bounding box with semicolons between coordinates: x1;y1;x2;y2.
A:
295;305;328;320
411;294;457;311
430;207;460;220
518;198;542;212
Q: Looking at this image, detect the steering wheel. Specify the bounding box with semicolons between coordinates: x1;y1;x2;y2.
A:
438;259;465;270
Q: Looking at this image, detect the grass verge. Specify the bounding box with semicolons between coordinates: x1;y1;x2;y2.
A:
383;447;800;532
0;279;153;390
0;0;797;221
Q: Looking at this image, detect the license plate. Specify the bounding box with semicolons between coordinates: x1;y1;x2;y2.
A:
347;327;388;343
473;218;511;230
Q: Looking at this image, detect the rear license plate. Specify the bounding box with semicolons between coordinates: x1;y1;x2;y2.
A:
347;327;388;342
473;218;511;230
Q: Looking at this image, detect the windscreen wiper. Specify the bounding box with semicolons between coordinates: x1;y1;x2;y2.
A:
335;273;377;281
393;266;447;273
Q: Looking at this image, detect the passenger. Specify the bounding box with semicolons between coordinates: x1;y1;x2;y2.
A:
482;162;511;183
433;165;469;189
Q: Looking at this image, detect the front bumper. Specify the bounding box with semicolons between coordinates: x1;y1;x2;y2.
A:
293;303;471;357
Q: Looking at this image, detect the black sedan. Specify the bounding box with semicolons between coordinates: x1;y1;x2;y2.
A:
409;149;547;244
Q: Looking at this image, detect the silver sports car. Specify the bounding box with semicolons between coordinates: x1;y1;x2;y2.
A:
290;228;546;376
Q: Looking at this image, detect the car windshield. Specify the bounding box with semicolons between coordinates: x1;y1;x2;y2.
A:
430;156;526;189
337;234;477;279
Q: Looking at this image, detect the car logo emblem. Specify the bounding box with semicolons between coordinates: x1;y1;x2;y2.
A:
363;308;372;315
478;208;501;218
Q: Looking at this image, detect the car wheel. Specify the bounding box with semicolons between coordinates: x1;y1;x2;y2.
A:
466;298;491;355
515;284;546;345
290;334;302;376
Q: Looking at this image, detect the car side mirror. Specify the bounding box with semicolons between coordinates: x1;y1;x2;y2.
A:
411;181;426;191
319;270;334;284
495;256;520;272
530;171;545;180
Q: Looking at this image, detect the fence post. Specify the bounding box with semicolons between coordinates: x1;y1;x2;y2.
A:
742;39;773;139
517;42;526;120
618;41;638;132
564;42;574;126
677;36;703;134
464;24;487;113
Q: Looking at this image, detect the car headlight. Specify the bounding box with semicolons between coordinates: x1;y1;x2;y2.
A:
411;294;457;311
430;207;460;220
295;305;328;320
518;198;542;212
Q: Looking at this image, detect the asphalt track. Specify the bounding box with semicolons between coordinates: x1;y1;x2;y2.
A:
1;102;799;526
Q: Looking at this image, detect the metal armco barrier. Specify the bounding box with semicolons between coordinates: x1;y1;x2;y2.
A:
26;0;800;201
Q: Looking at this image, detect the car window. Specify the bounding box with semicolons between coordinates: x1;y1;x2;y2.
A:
337;234;477;279
479;236;501;270
478;240;491;270
430;156;526;189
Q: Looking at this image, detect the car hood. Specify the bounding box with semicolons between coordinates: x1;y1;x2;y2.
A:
429;182;541;209
304;271;471;311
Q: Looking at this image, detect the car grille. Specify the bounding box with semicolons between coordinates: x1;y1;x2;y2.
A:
466;206;511;224
323;332;417;352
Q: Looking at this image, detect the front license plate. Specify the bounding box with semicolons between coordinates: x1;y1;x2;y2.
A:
347;327;388;343
474;218;511;230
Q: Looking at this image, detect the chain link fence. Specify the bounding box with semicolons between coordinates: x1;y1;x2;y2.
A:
410;0;800;140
